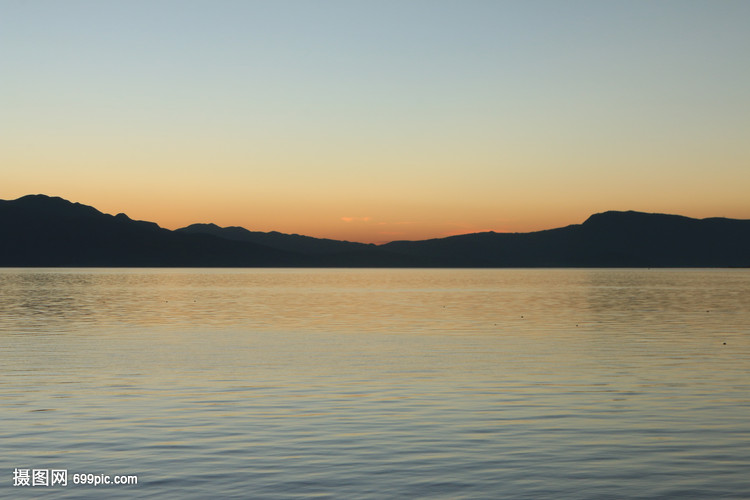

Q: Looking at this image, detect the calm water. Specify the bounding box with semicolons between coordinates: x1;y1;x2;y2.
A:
1;268;749;499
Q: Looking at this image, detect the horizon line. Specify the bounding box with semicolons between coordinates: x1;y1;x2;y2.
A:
4;193;747;246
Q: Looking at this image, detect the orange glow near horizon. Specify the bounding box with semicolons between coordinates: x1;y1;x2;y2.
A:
4;184;750;245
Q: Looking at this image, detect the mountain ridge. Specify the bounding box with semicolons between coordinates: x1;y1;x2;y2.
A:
2;194;749;267
176;222;375;255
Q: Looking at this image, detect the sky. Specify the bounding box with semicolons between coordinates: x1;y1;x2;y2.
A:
2;0;749;243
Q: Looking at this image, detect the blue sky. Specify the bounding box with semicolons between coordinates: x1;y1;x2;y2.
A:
3;0;749;242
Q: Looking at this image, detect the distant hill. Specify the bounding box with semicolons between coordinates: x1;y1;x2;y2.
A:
176;223;375;254
381;211;750;267
0;195;300;267
1;195;749;267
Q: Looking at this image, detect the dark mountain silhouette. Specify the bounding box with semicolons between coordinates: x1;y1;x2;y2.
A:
382;211;750;267
0;195;303;266
176;223;375;254
2;195;749;267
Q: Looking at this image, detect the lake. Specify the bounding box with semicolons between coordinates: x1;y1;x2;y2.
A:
1;268;749;498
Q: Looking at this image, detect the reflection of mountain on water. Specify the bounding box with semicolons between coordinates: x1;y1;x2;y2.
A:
2;195;749;267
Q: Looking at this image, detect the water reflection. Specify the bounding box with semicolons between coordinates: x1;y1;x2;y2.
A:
1;268;749;499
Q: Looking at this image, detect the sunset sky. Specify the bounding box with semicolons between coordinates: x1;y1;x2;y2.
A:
2;1;749;243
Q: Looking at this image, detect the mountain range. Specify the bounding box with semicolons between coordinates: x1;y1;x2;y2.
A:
1;194;749;267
